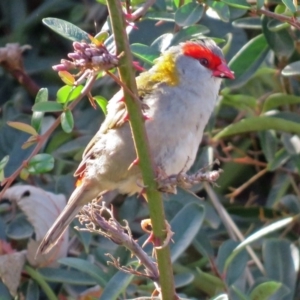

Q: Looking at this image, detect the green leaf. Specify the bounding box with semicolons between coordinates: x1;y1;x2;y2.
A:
94;31;109;44
267;19;290;32
282;61;300;77
94;96;108;114
27;153;54;174
6;214;34;239
38;267;97;285
214;116;300;139
174;273;194;288
174;2;204;27
257;0;264;9
0;155;9;172
258;131;278;163
267;148;290;171
61;109;74;133
220;0;250;9
210;295;229;300
207;1;230;22
170;25;210;45
232;17;262;29
130;44;160;65
262;93;300;113
58;71;75;86
226;34;269;88
31;88;48;132
100;271;134;300
281;133;300;155
224;217;294;270
26;280;40;300
58;257;107;287
263;239;298;296
282;0;296;12
221;94;257;111
42;17;89;42
56;85;83;104
262;16;294;59
32;102;64;112
170;203;205;262
7;121;38;136
217;240;248;285
144;11;175;22
250;281;282;300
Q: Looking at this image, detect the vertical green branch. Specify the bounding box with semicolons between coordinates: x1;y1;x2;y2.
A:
106;0;176;298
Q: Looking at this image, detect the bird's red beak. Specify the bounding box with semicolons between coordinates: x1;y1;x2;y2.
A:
213;61;235;79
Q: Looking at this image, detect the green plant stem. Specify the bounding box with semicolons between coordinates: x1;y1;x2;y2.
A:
24;265;58;300
106;1;177;299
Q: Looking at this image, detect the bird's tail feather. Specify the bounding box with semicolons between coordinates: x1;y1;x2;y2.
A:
37;181;99;255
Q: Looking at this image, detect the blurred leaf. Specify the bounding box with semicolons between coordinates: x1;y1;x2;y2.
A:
282;61;300;77
174;273;194;288
258;130;278;163
32;102;64;112
56;85;83;104
220;0;250;9
100;271;134;300
281;133;300;155
232;17;262;29
58;71;75;86
6;214;34;239
250;281;282;300
144;11;175;22
27;153;54;174
170;203;205;262
58;257;107;287
262;93;300;113
221;94;257;111
266;173;290;207
227;34;269;88
39;267;97;285
267;19;290;32
282;0;296;12
263;239;298;299
60;109;74;133
25;280;39;300
0;155;9;171
207;1;230;22
217;240;248;285
170;25;210;45
131;44;160;65
267;148;290;171
225;217;294;270
214;116;300;139
7;122;38;136
262;16;294;59
195;268;225;296
174;2;204;27
31;88;48;133
210;294;229;300
94;31;109;43
94;95;108;114
42;17;89;42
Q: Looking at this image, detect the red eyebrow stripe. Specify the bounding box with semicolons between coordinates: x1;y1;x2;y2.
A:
182;42;222;70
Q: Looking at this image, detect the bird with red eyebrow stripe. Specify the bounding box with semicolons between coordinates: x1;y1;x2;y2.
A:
37;38;234;255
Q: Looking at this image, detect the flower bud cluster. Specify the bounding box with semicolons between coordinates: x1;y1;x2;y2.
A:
53;41;119;72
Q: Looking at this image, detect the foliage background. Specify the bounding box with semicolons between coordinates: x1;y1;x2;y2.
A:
0;0;300;299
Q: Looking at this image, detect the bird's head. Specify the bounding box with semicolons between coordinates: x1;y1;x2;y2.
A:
180;39;234;80
137;39;234;94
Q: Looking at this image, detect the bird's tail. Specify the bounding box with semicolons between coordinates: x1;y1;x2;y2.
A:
37;181;100;255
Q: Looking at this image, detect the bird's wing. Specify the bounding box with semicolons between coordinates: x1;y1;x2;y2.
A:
73;90;127;178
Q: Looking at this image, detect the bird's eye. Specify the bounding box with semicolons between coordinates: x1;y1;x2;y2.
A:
199;58;209;67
